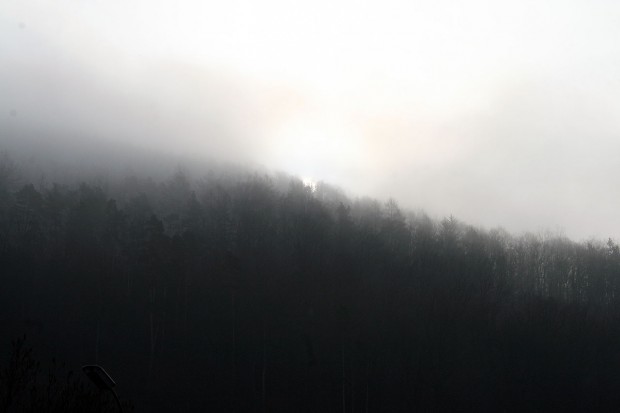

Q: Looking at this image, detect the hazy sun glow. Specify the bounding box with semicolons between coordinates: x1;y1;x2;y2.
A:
267;112;366;182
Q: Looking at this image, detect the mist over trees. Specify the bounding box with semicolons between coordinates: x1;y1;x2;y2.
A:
2;149;620;412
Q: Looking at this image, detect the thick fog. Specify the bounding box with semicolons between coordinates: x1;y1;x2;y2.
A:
2;0;620;240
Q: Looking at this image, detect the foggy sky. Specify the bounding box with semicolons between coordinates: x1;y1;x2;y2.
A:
2;0;620;241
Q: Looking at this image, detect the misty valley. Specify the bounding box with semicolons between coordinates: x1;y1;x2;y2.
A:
1;151;620;412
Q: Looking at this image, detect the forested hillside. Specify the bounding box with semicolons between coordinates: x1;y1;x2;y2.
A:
1;152;620;412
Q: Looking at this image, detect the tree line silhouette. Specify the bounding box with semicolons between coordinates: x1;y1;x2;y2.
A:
1;151;620;412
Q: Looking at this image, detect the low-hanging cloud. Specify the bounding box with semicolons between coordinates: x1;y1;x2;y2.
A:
2;0;620;241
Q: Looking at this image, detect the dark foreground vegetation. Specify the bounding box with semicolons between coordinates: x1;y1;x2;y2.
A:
0;336;132;412
1;151;620;412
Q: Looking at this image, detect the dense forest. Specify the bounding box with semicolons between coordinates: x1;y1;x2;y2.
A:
2;150;620;412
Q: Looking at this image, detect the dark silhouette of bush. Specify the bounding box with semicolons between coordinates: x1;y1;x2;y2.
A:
0;336;132;412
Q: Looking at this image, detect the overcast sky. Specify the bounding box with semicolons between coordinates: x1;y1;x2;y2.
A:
2;0;620;240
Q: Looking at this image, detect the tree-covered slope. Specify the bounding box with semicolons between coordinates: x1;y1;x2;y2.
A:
1;152;620;412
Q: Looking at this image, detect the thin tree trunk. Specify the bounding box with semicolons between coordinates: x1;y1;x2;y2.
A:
351;364;355;413
160;287;167;356
96;275;102;363
342;340;346;413
126;271;132;296
262;321;267;413
95;317;100;363
184;280;189;336
231;290;237;413
147;284;160;410
149;287;156;377
365;360;370;413
149;311;155;373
